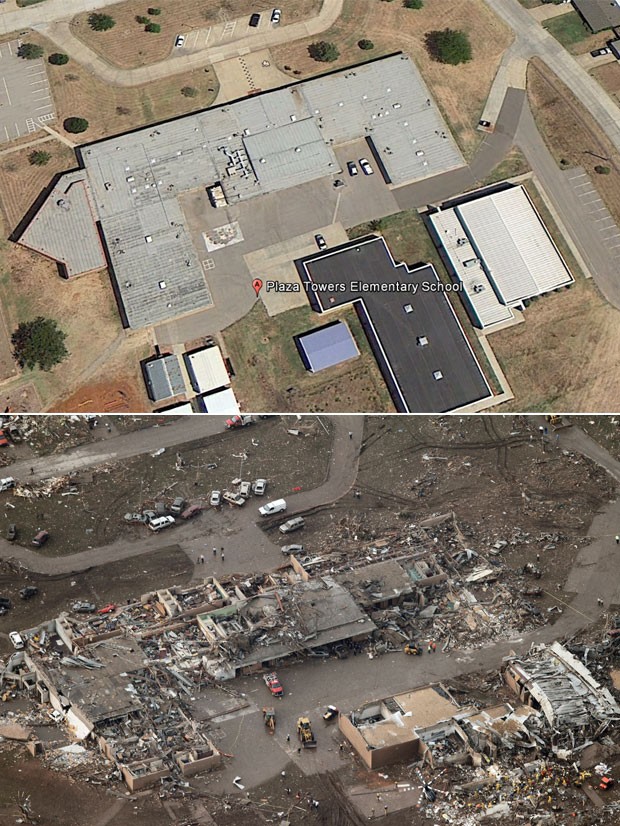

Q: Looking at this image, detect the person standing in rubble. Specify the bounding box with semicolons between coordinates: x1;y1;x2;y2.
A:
431;640;437;654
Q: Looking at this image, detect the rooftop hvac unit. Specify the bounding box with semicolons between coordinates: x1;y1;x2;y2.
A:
472;284;486;294
463;258;479;268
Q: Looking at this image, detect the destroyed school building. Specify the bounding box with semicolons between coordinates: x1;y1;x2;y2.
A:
0;516;589;791
340;642;620;771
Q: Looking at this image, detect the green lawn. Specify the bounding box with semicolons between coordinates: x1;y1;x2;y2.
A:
543;11;590;49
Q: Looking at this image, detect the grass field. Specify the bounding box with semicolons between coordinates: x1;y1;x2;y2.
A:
480;147;531;186
71;0;321;70
222;303;395;412
25;32;219;143
271;0;513;160
348;211;502;396
490;179;620;412
542;11;607;55
0;142;153;411
528;58;620;229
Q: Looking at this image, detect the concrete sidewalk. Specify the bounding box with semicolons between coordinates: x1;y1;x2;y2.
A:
36;0;343;87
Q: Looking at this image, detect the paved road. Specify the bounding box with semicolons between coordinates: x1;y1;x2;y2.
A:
515;100;620;309
0;415;362;575
483;0;620;154
215;425;620;789
36;1;344;86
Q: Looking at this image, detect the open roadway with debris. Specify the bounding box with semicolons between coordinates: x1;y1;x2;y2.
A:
0;415;619;826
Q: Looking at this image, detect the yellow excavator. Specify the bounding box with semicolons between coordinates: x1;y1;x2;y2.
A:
297;716;317;749
263;707;276;735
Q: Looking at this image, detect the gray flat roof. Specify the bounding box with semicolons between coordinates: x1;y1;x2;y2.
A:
21;54;464;330
297;236;492;413
144;354;185;401
573;0;620;31
18;172;106;277
296;320;359;372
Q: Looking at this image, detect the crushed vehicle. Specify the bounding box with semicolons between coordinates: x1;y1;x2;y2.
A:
72;602;96;613
19;586;39;600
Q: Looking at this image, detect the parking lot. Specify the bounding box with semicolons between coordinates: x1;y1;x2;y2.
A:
0;39;55;143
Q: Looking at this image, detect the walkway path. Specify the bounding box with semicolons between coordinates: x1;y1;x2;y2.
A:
0;415;361;575
36;1;343;86
482;0;620;154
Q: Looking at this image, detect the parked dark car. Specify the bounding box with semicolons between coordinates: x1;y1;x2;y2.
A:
19;586;39;600
0;596;11;610
249;13;260;27
7;524;16;541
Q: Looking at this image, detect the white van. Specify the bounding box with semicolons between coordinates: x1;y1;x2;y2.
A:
258;498;286;516
148;515;175;532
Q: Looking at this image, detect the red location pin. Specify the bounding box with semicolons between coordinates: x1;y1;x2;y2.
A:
252;278;263;298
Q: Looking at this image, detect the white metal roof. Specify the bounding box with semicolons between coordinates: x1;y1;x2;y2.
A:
198;387;240;414
428;209;514;329
185;346;230;394
455;187;573;305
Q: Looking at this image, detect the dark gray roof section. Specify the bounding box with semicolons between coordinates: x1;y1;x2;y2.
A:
573;0;620;31
143;354;185;402
297;237;492;413
296;320;360;372
18;172;106;277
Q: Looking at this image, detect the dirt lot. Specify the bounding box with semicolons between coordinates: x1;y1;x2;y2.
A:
71;0;321;70
27;32;219;143
296;416;613;617
592;60;620;110
271;0;513;159
490;180;620;413
0;417;332;556
222;303;395;412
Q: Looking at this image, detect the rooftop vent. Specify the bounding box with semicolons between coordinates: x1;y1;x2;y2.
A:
433;370;444;381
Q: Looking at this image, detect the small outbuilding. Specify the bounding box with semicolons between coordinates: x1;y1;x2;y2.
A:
295;320;360;373
143;355;185;402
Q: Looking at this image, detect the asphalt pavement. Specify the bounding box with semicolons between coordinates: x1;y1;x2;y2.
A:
0;415;362;575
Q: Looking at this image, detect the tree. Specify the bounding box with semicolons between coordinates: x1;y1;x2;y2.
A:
145;22;161;32
88;13;116;31
308;41;340;63
404;0;423;7
424;28;472;65
594;165;611;175
148;7;161;14
12;317;68;372
64;117;89;133
136;15;150;24
48;52;69;65
17;43;44;60
358;39;374;50
28;150;51;166
181;86;198;97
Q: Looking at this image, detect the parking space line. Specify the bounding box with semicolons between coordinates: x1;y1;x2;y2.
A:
14;122;20;136
7;43;12;56
205;27;211;45
33;93;51;100
3;126;8;142
35;105;52;112
30;79;47;86
596;217;614;223
2;77;11;106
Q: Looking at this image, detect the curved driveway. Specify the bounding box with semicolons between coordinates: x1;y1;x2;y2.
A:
0;414;362;576
36;1;343;86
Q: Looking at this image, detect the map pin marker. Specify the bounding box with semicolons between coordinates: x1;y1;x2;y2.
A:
252;278;263;298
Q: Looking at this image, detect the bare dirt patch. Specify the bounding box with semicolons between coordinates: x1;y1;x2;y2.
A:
223;303;395;412
271;0;513;159
592;60;620;109
71;0;321;70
